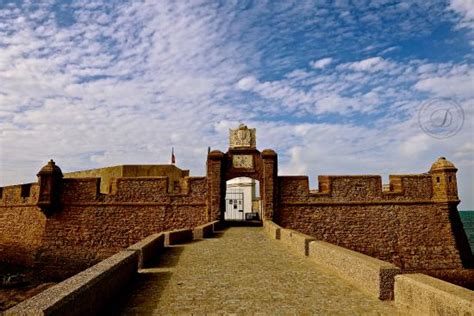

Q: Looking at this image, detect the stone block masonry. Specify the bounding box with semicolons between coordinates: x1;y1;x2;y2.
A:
267;220;400;300
279;227;315;256
0;139;472;291
276;162;473;285
308;240;400;300
263;220;281;240
5;222;221;315
264;220;471;312
164;228;194;245
0;163;208;280
394;273;474;315
5;250;139;316
193;220;219;239
127;233;165;269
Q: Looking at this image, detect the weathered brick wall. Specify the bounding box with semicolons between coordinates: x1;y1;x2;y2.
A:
0;176;207;279
1;157;471;285
0;184;45;266
277;175;470;273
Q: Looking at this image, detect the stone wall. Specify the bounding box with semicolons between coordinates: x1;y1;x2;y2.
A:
0;175;207;279
394;274;474;315
64;164;190;194
0;183;45;266
1;155;472;287
277;175;473;282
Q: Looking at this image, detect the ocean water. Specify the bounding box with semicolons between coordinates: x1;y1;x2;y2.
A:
459;211;474;252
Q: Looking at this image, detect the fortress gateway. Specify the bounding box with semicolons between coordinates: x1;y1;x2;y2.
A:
0;124;472;287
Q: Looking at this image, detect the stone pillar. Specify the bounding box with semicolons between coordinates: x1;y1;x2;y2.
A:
206;150;224;222
37;159;63;216
261;149;278;221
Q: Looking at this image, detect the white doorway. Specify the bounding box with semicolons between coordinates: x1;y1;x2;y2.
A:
224;177;261;221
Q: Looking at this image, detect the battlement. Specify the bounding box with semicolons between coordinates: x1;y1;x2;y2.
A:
0;182;39;205
61;176;207;203
279;169;456;204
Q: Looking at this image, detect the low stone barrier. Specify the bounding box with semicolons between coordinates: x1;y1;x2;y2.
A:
308;241;400;300
279;228;315;256
6;222;220;315
5;250;139;316
128;233;165;268
212;220;224;232
193;221;219;239
394;273;474;315
263;220;281;240
165;228;194;245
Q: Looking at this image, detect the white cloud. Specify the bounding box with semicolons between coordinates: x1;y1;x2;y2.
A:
414;69;474;98
0;1;472;210
236;76;259;91
310;57;333;69
449;0;474;29
341;57;394;72
399;133;432;156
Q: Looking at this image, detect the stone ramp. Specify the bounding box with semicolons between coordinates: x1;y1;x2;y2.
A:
107;227;399;315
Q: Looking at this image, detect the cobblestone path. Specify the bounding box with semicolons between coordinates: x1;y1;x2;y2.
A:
110;227;399;315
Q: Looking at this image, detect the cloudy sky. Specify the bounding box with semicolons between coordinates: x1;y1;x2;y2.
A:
0;0;473;209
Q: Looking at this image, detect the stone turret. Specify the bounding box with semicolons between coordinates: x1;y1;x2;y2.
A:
37;159;63;216
430;157;459;203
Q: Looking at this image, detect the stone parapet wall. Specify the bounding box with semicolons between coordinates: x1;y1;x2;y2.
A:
128;233;165;269
309;240;400;300
193;221;219;239
64;164;190;194
279;174;434;203
61;176;206;203
5;222;220;315
165;228;194;245
276;170;471;275
265;221;471;307
263;220;281;240
394;273;474;315
265;221;400;300
5;250;139;316
0;175;208;279
279;228;315;256
278;195;467;272
0;182;39;205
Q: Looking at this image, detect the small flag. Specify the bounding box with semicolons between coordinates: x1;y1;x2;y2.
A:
171;147;176;164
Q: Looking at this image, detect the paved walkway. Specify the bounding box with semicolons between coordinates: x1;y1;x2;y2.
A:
109;227;399;315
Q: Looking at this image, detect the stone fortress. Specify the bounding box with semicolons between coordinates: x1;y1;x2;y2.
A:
0;124;473;312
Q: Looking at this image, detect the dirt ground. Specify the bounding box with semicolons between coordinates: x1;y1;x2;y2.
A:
0;265;57;311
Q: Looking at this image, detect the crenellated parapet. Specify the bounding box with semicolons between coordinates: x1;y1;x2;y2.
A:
0;182;39;206
60;176;207;205
279;157;459;205
277;157;471;276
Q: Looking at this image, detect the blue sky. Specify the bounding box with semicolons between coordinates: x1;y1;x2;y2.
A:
0;0;473;208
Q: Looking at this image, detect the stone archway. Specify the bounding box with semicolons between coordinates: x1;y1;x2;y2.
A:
206;124;278;222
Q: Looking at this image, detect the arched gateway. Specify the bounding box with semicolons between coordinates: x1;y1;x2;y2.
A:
206;124;277;222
